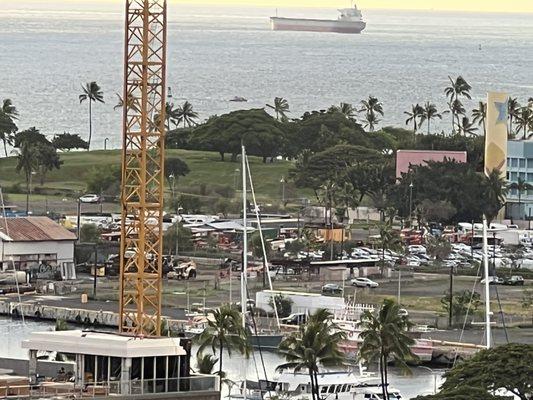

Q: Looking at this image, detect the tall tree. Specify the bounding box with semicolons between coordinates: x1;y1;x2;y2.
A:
376;222;402;275
445;76;471;133
52;132;89;151
359;299;417;400
15;142;37;214
440;343;533;400
360;96;384;132
175;100;199;128
195;305;249;387
277;309;346;400
472;101;487;136
507;97;520;136
266;97;290;121
483;169;509;223
420;102;443;135
508;176;532;219
515;106;533;140
404;104;424;132
458;116;477;136
0;99;19;157
79;81;105;150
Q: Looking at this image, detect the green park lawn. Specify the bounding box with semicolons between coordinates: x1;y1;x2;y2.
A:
0;149;307;204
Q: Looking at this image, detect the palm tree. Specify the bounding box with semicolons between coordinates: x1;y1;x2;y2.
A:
458;116;477;136
277;309;346;400
515;107;533;140
266;97;290;120
363;111;380;132
448;99;466;134
175;100;199;128
360;96;384;132
509;177;532;219
484;169;509;223
444;76;471;133
15;142;37;214
79;82;105;150
113;93;138;112
195;305;249;387
195;353;218;375
338;102;357;120
376;222;402;276
404;104;424;132
420;102;443;135
359;299;417;400
508;97;521;136
472;101;487;136
0;99;19;157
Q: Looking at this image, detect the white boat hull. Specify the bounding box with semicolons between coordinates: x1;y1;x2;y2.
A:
270;17;366;34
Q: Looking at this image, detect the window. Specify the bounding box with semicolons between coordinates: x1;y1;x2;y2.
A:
528;159;533;168
511;158;518;168
321;386;328;393
511;172;518;181
84;355;96;383
520;159;526;168
520;172;526;180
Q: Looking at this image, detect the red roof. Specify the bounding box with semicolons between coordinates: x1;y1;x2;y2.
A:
0;217;77;242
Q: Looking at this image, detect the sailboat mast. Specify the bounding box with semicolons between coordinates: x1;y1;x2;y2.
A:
241;145;248;399
241;145;248;328
482;216;491;349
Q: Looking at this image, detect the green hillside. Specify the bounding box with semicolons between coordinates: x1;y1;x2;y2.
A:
0;149;308;205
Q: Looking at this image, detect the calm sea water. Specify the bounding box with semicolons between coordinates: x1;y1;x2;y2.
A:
0;2;532;150
0;317;443;399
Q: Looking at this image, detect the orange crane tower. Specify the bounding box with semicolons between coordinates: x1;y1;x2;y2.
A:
118;0;167;337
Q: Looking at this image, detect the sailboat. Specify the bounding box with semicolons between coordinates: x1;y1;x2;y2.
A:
240;146;284;350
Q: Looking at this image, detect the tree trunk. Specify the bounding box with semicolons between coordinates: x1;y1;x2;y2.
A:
308;370;316;400
219;152;225;161
383;359;389;400
25;174;30;215
379;354;387;400
88;100;92;151
313;370;320;400
427;119;431;135
2;138;7;158
218;343;224;391
262;156;267;163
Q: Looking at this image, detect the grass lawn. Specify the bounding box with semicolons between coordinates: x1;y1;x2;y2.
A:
0;149;310;204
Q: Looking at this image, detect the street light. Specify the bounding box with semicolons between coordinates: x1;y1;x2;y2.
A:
104;137;109;151
234;168;240;191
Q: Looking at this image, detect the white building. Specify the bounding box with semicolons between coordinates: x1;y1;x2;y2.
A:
0;217;76;274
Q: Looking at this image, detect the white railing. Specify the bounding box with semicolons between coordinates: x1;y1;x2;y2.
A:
1;375;220;398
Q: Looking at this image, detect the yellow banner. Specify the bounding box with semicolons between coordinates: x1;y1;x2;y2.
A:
485;92;508;177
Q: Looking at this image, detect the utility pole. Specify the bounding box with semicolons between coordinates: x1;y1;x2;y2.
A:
448;262;454;328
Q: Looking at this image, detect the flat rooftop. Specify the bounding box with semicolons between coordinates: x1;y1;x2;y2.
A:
22;330;187;358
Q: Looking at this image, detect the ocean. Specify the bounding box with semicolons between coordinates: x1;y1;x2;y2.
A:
0;2;532;150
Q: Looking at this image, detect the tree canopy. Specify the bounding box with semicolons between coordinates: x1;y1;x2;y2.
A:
440;343;533;400
52;132;89;151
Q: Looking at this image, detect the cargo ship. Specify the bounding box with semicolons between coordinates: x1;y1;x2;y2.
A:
270;5;366;34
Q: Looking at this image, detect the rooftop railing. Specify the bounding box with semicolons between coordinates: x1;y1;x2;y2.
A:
1;375;220;399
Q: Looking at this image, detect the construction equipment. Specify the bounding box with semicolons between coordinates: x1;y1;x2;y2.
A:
118;0;167;337
167;260;197;280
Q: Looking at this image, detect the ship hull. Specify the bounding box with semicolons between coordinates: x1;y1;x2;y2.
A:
270;17;366;34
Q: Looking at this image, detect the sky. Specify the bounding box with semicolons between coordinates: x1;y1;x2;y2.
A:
4;0;533;13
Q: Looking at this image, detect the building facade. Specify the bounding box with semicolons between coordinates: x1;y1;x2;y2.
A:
507;140;533;220
0;217;76;275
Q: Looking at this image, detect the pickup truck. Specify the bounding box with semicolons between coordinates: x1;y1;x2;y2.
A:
503;275;525;286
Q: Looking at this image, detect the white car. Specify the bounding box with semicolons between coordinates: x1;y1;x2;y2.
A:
351;277;379;288
79;194;101;204
408;245;427;254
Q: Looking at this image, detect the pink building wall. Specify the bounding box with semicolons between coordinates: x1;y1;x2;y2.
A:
396;150;468;179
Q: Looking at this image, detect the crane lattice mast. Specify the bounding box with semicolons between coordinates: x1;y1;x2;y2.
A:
119;0;167;337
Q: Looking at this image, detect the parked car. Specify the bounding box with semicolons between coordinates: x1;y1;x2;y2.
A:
481;276;504;285
408;245;427;254
280;313;308;326
322;283;343;295
503;275;524;286
351;277;379;288
79;194;101;204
